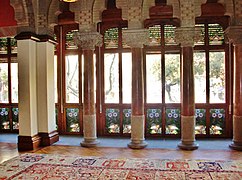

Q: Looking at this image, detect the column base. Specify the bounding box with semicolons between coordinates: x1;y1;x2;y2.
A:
18;134;41;151
229;142;242;151
178;141;199;150
39;131;59;146
80;138;99;147
128;140;148;149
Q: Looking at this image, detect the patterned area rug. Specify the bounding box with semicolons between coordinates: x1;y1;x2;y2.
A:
0;153;242;179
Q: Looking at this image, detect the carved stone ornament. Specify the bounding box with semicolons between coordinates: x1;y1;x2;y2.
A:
73;31;103;50
122;29;149;48
175;27;201;47
225;26;242;45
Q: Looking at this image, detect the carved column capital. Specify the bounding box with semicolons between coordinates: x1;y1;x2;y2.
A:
73;31;103;50
225;26;242;45
122;29;149;48
175;27;201;47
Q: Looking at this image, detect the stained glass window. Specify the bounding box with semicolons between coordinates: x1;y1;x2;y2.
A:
10;38;17;53
106;108;120;133
165;108;180;134
210;109;225;135
208;24;224;45
195;24;205;45
148;25;161;46
66;108;80;132
147;109;162;134
12;108;19;130
123;109;131;133
195;109;206;135
0;38;7;54
164;25;177;45
104;28;118;49
66;31;78;50
0;108;9;130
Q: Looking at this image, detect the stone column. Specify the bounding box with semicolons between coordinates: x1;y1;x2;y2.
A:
15;32;40;151
74;31;102;147
225;26;242;151
123;29;149;149
37;36;59;146
175;27;199;150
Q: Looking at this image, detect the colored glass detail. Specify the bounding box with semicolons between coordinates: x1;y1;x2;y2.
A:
104;28;118;49
123;109;131;134
12;108;19;130
0;108;9;129
210;109;225;135
165;108;180;134
66;108;80;132
106;108;120;133
195;109;206;135
147;109;162;134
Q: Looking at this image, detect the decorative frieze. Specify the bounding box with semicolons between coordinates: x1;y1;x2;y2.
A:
122;29;149;48
175;27;201;47
225;26;242;45
73;31;103;50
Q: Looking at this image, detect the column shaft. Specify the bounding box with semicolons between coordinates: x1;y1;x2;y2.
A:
37;41;59;146
17;39;40;151
178;46;198;150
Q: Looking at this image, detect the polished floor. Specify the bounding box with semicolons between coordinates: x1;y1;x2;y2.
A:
1;134;242;164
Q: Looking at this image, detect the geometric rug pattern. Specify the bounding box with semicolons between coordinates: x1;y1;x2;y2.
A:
0;153;242;179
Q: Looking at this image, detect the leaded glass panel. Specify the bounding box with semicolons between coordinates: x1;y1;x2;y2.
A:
210;109;225;135
106;108;120;133
208;24;224;45
0;108;9;129
0;38;7;54
12;108;19;130
10;38;17;53
123;109;131;133
66;31;78;50
104;28;118;49
147;109;162;134
66;108;80;132
195;24;205;45
165;108;180;134
164;25;177;45
195;109;206;135
148;25;161;46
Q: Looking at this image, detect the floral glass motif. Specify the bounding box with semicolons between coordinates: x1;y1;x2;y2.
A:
0;38;7;54
164;25;177;45
106;108;120;133
165;108;180;134
66;108;80;132
10;38;17;53
104;28;118;49
195;109;206;135
12;108;19;130
195;24;205;45
147;109;162;134
210;109;225;135
0;108;9;129
208;24;224;45
123;109;131;134
148;25;161;46
65;31;78;50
